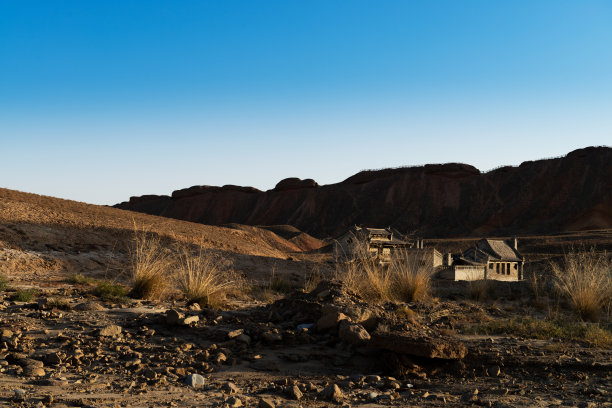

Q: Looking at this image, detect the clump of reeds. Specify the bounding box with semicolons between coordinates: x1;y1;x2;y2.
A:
550;248;612;321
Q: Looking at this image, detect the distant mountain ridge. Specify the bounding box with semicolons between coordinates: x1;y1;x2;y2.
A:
115;146;612;238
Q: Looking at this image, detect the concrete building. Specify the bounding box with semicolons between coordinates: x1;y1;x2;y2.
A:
439;238;525;281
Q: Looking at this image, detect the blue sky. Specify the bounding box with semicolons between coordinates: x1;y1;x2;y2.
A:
1;1;611;205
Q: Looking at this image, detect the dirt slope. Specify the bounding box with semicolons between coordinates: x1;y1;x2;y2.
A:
115;146;612;238
0;188;322;284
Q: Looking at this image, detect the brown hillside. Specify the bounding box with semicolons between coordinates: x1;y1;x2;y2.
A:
116;146;612;238
0;188;322;285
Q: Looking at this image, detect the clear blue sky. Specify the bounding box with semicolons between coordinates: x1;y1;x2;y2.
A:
1;1;611;205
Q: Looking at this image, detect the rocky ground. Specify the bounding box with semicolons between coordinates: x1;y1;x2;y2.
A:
1;280;610;408
1;188;611;407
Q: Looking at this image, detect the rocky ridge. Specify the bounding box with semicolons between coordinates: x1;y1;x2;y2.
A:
115;146;612;238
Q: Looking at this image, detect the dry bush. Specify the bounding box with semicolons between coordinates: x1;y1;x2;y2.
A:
128;228;173;300
389;251;433;303
304;266;325;293
338;246;432;303
550;248;612;321
175;247;239;308
339;258;392;302
468;279;495;302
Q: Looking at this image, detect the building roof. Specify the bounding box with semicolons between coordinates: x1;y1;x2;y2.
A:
478;239;523;262
368;238;409;246
362;227;393;235
337;226;409;246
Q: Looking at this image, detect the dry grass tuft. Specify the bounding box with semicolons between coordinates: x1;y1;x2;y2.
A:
304;266;325;293
0;273;10;291
390;252;433;303
468;279;495;302
128;228;173;300
338;246;433;303
550;248;612;321
175;246;238;308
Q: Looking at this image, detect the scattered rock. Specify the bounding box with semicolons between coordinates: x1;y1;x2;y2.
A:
227;329;244;339
258;397;276;408
370;331;467;359
319;383;344;403
73;301;105;311
98;324;122;337
287;385;303;400
183;315;200;325
261;330;283;343
184;373;206;388
166;309;184;325
13;389;26;401
487;364;501;377
227;396;243;407
1;329;14;340
338;320;370;345
235;334;251;344
316;311;348;332
222;381;240;394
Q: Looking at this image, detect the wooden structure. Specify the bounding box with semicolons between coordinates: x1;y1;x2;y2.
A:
333;226;410;262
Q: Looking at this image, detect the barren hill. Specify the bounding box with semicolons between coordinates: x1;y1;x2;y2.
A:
0;188;323;285
115;146;612;238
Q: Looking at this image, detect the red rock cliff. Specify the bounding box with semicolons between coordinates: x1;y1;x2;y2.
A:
114;147;612;238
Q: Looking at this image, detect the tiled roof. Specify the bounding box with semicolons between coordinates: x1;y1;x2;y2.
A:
480;239;522;261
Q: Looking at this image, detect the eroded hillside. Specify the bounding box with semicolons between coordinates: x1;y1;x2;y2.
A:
116;146;612;238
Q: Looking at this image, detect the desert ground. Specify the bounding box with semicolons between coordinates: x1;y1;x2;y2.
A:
1;187;611;407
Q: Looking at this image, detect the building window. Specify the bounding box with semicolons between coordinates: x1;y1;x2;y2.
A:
506;263;510;275
514;263;518;270
489;263;494;269
496;263;500;274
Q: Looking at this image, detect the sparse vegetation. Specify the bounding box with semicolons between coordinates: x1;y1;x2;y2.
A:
339;246;433;303
93;281;129;302
468;279;496;302
268;267;292;293
0;273;10;291
304;267;324;293
466;316;612;348
550;248;612;321
390;252;433;303
128;228;173;300
339;257;393;302
175;247;238;308
46;296;71;310
395;305;418;323
66;273;97;285
10;288;38;302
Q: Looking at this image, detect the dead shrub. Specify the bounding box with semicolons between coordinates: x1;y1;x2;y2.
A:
128;229;173;300
303;266;325;293
175;247;238;308
389;252;433;303
468;279;495;302
338;246;432;303
268;267;292;293
339;258;393;302
550;248;612;321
